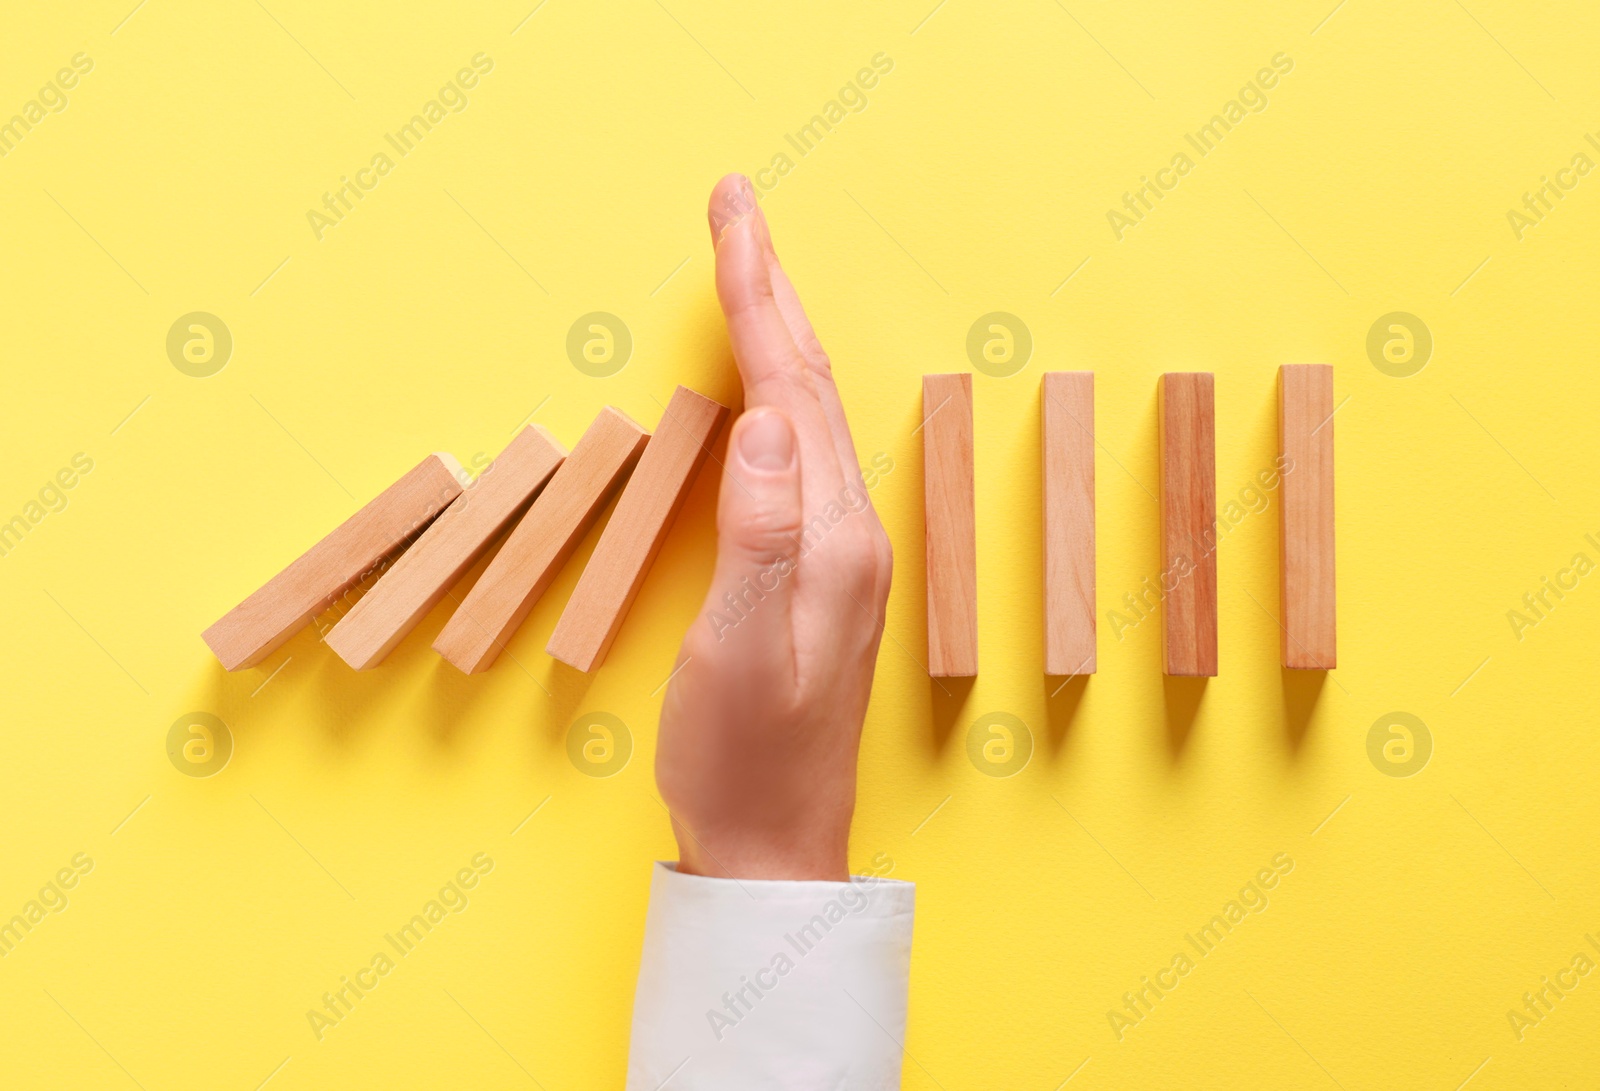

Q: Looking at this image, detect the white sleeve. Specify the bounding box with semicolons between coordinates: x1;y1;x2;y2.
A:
626;861;916;1090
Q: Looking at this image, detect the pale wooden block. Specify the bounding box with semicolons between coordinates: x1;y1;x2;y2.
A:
433;408;649;674
547;387;728;672
1279;364;1336;669
923;373;978;677
202;454;464;670
1159;372;1218;677
1042;372;1096;675
325;426;567;670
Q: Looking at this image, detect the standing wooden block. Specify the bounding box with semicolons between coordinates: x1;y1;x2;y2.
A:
202;454;464;670
325;426;568;669
1279;364;1336;669
547;387;728;672
433;408;649;673
923;373;978;677
1159;373;1218;677
1042;372;1096;675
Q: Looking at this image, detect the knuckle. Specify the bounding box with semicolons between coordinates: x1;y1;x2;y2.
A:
750;360;817;405
723;498;801;562
835;538;878;594
803;347;836;385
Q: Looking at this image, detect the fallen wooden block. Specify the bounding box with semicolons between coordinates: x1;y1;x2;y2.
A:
1042;372;1096;675
1159;372;1218;677
1278;364;1336;669
433;407;649;673
202;454;464;670
325;427;567;669
923;373;978;677
547;387;728;672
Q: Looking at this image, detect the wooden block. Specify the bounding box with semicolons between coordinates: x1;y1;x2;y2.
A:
1042;372;1096;675
325;427;567;669
433;408;649;673
202;454;464;670
1279;364;1336;669
1159;373;1218;677
547;387;728;672
923;373;978;677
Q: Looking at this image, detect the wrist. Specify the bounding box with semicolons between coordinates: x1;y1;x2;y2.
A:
674;828;849;882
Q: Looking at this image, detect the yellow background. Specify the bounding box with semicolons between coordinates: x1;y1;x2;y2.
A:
3;1;1598;1087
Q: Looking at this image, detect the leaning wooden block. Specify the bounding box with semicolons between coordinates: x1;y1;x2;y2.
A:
547;387;728;672
1159;372;1218;677
1279;364;1336;669
1042;372;1096;675
434;408;649;673
923;373;978;677
202;454;464;670
325;426;567;669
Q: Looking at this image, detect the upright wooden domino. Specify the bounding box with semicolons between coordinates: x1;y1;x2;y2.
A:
923;373;978;677
1158;372;1218;677
1042;372;1096;675
325;426;567;669
433;408;649;673
547;387;728;672
202;454;464;670
1278;364;1336;669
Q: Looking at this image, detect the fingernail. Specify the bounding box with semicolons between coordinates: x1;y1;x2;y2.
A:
753;201;775;257
737;409;795;471
710;174;758;244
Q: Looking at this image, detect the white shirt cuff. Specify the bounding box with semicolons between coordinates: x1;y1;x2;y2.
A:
627;861;915;1089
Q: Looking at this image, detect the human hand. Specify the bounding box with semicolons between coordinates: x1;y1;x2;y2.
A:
653;174;894;882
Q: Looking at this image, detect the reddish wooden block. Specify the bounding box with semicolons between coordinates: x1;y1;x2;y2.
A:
1159;373;1218;677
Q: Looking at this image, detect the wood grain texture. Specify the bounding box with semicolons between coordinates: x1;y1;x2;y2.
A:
546;387;728;672
433;408;649;674
1279;364;1336;669
1159;373;1218;677
923;373;978;677
1042;371;1096;675
202;454;464;670
325;426;567;670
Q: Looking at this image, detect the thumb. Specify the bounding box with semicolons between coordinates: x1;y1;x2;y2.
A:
703;407;802;650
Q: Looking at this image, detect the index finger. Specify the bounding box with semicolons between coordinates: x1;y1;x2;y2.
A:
708;174;844;496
